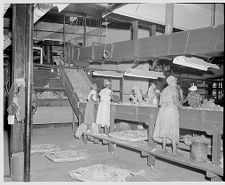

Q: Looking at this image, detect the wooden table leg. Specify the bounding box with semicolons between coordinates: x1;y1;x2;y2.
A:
147;155;155;168
108;143;116;153
147;115;156;149
206;171;222;181
211;176;222;182
110;105;116;133
212;131;221;166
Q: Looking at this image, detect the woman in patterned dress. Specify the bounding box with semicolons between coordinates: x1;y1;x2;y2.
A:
182;85;202;108
153;75;184;156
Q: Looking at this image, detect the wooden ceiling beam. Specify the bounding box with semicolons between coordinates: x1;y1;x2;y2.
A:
107;13;183;33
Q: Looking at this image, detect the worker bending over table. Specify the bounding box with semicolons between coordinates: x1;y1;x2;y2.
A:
96;79;119;134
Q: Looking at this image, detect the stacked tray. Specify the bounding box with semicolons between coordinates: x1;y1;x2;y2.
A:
31;144;61;154
45;150;89;163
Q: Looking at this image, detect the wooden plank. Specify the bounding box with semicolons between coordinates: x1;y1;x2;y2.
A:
86;133;223;177
34;87;64;91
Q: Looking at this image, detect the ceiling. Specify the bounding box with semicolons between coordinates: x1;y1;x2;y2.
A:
3;3;224;79
4;3;224;48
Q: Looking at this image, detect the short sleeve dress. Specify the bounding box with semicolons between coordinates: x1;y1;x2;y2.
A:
83;89;98;128
153;85;179;143
96;88;112;127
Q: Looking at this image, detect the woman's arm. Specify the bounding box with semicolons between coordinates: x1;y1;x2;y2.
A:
110;91;120;103
173;94;184;109
158;94;163;106
182;94;188;104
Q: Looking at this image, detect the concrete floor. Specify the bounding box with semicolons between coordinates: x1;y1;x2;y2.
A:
4;124;209;182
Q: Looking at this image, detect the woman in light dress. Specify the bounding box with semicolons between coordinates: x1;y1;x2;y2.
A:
145;82;160;107
129;86;143;104
96;79;119;134
83;83;98;130
153;75;184;156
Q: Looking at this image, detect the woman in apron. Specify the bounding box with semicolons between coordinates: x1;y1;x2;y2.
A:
96;79;119;134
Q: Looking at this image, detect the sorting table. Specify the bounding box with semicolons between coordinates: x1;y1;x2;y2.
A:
79;102;223;180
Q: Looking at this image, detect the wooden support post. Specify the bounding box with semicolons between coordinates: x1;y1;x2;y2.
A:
150;25;156;36
165;4;174;35
11;4;27;154
24;4;34;182
68;46;71;67
12;4;34;182
211;4;216;26
46;45;53;64
63;15;66;65
120;77;124;102
131;21;138;57
83;17;87;47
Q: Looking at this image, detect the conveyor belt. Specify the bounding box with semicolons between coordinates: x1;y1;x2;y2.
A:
54;58;92;120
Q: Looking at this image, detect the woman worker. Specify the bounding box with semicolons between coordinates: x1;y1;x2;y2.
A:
83;83;98;130
153;75;184;156
96;79;119;134
182;84;202;108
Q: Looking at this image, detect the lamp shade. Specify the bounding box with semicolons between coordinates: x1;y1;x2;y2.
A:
173;56;219;71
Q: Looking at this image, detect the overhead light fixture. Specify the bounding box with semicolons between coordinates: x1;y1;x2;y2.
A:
93;70;123;78
124;69;165;79
102;21;110;26
173;56;219;71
